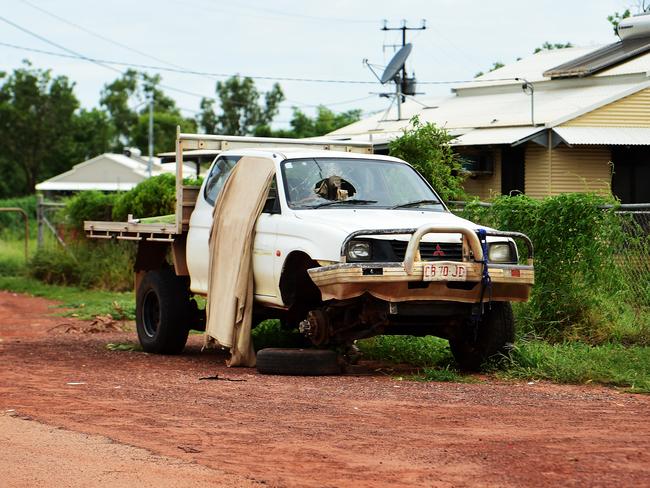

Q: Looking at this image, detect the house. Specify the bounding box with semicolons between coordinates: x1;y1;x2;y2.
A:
329;13;650;203
35;149;194;195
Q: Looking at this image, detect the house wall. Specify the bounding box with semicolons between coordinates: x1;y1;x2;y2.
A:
524;144;550;198
460;148;501;199
564;87;650;127
525;143;611;198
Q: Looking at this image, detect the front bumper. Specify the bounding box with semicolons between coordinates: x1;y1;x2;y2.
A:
308;224;534;304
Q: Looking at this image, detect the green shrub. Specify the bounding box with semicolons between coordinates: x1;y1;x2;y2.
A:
0;195;37;235
29;248;80;286
112;173;176;221
460;193;649;344
65;191;117;230
388;116;467;201
28;240;135;291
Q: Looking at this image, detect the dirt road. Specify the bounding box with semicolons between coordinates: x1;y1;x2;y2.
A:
1;290;649;487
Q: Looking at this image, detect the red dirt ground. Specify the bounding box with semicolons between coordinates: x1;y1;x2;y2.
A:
1;290;649;487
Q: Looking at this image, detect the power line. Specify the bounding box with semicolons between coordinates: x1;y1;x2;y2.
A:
0;14;122;74
17;0;188;71
0;40;521;87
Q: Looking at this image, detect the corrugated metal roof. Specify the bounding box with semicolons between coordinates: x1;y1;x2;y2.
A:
451;127;545;146
553;126;650;145
544;37;650;79
455;46;601;89
330;81;645;137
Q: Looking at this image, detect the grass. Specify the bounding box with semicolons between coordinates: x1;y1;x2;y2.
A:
0;275;134;320
0;236;35;275
358;334;650;393
499;340;650;394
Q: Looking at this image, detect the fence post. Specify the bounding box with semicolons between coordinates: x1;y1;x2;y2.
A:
37;194;44;248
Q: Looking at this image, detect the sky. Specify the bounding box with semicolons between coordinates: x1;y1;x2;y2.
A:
0;0;642;128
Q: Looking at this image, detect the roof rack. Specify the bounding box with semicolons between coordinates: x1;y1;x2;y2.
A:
177;132;374;152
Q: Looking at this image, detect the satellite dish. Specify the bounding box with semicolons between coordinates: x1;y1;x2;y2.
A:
380;43;412;84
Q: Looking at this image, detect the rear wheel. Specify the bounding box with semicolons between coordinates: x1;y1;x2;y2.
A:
136;268;190;354
449;302;515;371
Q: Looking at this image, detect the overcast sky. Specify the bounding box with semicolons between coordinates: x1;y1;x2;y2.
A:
0;0;641;127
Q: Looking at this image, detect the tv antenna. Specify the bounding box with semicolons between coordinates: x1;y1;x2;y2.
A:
363;20;426;120
364;43;417;120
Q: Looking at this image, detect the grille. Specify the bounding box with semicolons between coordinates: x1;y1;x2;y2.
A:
389;240;463;262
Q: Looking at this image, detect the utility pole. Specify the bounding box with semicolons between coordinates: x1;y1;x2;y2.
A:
381;19;426;86
147;90;154;178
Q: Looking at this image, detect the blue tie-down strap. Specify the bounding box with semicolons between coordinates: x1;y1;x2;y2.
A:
474;228;492;320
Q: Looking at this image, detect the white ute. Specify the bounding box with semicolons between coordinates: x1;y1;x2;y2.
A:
85;132;534;371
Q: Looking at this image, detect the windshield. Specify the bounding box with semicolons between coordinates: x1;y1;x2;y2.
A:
281;158;444;210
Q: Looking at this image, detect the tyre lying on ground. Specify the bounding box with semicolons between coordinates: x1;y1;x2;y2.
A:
256;348;341;376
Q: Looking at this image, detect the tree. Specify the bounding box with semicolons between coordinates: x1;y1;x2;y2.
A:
131;112;197;155
258;106;362;138
100;69;194;153
0;62;79;195
197;97;218;134
198;76;284;135
474;62;504;78
388;116;466;201
533;41;573;53
607;9;631;35
71;108;114;161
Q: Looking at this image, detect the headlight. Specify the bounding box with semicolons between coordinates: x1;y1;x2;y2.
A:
488;242;514;263
347;240;371;261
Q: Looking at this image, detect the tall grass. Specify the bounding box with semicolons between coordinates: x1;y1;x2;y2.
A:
0;275;134;320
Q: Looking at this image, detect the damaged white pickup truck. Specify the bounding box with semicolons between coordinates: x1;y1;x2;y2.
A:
85;132;534;371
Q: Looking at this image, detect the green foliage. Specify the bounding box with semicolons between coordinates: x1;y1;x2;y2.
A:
358;335;453;367
460;193;650;344
474;61;504;78
533;41;574;54
29;247;80;286
71;108;114;161
0;275;135;320
112;173;176;220
199;76;284;136
500;340;650;393
65;191;117;230
0;195;37;232
388;116;467;201
0;61;79;195
99;69;196;153
131;111;197;155
28;240;134;291
608;9;631;35
251;319;306;351
259;106;362;138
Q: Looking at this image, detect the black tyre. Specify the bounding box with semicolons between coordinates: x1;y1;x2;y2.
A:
136;268;190;354
256;348;341;376
449;302;515;371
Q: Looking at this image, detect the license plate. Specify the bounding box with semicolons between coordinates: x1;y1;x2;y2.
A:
422;262;467;282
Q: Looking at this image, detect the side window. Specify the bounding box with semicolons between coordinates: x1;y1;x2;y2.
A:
262;176;280;214
204;156;241;205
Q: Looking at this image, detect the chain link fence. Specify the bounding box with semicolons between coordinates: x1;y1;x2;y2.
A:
448;201;650;309
614;205;650;307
